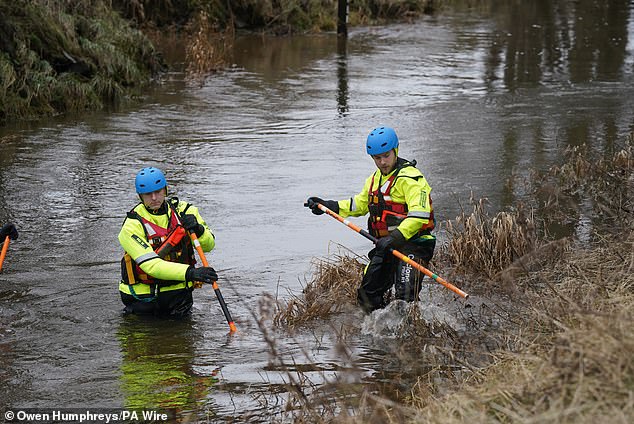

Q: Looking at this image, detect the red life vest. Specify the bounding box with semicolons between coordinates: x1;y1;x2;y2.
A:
367;161;435;238
121;201;196;286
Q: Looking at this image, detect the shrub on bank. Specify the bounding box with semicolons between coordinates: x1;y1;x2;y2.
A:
0;0;163;124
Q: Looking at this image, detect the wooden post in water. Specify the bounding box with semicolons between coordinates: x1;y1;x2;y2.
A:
337;0;348;37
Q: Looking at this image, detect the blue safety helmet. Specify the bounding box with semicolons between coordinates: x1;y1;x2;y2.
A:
366;126;399;155
135;167;167;194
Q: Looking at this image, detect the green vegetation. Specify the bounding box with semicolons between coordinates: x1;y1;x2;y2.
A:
0;0;164;124
113;0;436;34
267;135;634;422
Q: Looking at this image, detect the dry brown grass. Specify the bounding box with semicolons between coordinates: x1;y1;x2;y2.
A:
407;232;634;424
273;247;365;328
404;138;634;423
185;11;234;82
441;196;539;280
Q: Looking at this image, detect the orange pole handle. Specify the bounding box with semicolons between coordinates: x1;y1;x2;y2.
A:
0;236;10;273
189;232;238;333
315;203;469;299
390;249;469;299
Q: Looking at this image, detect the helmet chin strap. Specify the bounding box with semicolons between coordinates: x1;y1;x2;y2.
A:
138;187;168;215
143;201;167;215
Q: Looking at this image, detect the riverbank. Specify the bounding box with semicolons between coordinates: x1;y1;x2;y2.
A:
0;0;436;125
0;1;164;125
268;136;634;422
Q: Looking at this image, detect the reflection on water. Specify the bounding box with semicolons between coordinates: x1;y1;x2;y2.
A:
336;36;350;116
453;0;631;89
116;316;220;417
1;0;634;420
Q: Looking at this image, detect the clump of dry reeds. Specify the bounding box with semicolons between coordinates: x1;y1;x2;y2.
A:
185;11;234;82
533;138;634;233
273;250;365;328
441;196;539;280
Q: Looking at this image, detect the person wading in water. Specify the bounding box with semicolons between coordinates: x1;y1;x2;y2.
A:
118;167;218;318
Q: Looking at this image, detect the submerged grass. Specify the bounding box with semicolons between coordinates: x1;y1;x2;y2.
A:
273;245;364;328
265;137;634;422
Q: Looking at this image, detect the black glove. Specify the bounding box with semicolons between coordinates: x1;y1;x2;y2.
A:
375;235;393;252
0;223;18;240
375;230;406;252
181;214;205;237
185;266;218;283
305;197;339;215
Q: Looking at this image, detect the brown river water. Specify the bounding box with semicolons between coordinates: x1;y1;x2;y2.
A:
1;1;633;422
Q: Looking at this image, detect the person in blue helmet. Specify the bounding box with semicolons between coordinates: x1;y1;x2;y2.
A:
306;126;436;313
118;167;218;318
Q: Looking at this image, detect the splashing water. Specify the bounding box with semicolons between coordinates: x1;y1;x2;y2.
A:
361;299;463;337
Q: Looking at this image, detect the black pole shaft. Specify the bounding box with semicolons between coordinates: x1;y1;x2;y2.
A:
337;0;348;37
214;287;234;324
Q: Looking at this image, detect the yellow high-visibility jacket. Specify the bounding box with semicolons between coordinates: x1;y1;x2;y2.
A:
338;160;435;241
118;199;215;295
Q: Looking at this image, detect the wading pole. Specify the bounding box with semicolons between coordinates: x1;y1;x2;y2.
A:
0;236;9;273
188;232;237;333
307;202;469;299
